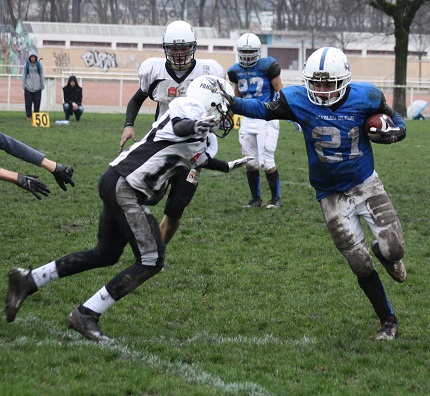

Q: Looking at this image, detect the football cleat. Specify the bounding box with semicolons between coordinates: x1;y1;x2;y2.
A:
5;268;38;322
243;198;263;208
372;241;407;283
67;307;111;342
375;321;398;341
266;197;283;209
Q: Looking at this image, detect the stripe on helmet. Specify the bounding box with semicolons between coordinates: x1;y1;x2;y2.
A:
319;47;330;70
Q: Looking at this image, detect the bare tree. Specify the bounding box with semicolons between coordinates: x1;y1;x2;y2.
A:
72;0;82;22
369;0;428;115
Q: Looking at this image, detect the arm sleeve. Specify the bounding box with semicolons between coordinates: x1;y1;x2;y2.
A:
0;133;46;166
171;117;196;137
124;88;148;127
232;90;296;122
267;61;281;81
201;156;229;172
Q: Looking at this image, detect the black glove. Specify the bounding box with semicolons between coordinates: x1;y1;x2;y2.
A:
52;163;75;191
16;174;51;200
194;115;217;134
217;81;235;109
368;117;405;145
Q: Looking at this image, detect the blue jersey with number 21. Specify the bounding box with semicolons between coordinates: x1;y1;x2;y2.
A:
231;82;406;201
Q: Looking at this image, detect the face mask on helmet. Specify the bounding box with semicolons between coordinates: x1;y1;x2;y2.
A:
186;75;235;138
163;20;197;70
302;47;351;106
237;33;261;68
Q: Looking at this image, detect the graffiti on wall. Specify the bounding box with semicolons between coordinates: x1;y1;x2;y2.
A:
53;51;71;73
82;51;117;72
9;20;38;75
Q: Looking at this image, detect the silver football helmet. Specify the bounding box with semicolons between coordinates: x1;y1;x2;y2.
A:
186;75;235;138
302;47;351;106
162;20;197;70
237;33;261;68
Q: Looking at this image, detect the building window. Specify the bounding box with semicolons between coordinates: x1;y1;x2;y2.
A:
43;40;66;46
268;48;299;70
213;46;234;51
142;44;162;49
117;43;138;49
367;50;395;56
70;41;111;47
345;49;362;55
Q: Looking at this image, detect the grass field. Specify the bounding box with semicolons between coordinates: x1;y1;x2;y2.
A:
0;111;429;395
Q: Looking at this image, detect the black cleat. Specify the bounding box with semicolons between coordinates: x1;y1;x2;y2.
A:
67;307;111;342
243;198;263;208
266;197;283;209
5;268;38;322
375;321;398;341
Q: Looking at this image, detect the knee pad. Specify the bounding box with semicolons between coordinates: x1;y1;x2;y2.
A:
341;241;375;278
260;156;276;173
245;158;258;171
377;228;405;262
261;162;275;173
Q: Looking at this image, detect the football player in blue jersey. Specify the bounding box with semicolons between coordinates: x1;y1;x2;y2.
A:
5;76;251;342
221;47;407;341
228;33;283;209
119;21;226;245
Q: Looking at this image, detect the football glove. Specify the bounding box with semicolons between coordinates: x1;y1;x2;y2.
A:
217;81;235;109
194;115;217;134
52;163;75;191
368;117;405;145
227;156;254;172
16;174;51;200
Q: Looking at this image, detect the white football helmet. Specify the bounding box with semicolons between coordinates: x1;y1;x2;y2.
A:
302;47;351;106
186;75;235;138
162;20;197;70
237;33;261;68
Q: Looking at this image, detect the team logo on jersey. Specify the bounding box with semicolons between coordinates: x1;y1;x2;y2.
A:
189;152;202;166
168;86;177;97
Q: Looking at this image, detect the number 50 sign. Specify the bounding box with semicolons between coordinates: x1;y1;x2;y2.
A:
32;112;51;128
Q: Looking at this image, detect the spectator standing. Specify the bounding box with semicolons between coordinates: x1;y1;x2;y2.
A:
22;50;44;121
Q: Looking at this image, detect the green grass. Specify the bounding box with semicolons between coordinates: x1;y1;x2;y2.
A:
0;111;429;395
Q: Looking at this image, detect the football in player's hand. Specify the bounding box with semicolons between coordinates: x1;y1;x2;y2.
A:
364;113;393;135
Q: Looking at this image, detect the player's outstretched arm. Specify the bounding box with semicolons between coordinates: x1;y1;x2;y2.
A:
120;89;148;152
202;156;253;173
39;158;75;191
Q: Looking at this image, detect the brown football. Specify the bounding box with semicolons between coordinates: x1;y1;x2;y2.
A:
364;113;392;135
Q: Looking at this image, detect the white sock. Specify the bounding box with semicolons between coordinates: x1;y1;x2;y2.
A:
83;286;115;314
31;261;59;288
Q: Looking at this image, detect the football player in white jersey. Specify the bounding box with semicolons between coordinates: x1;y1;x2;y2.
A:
5;76;252;341
228;33;283;209
119;20;226;245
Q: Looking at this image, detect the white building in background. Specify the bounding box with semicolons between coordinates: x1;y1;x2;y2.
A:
14;21;430;82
